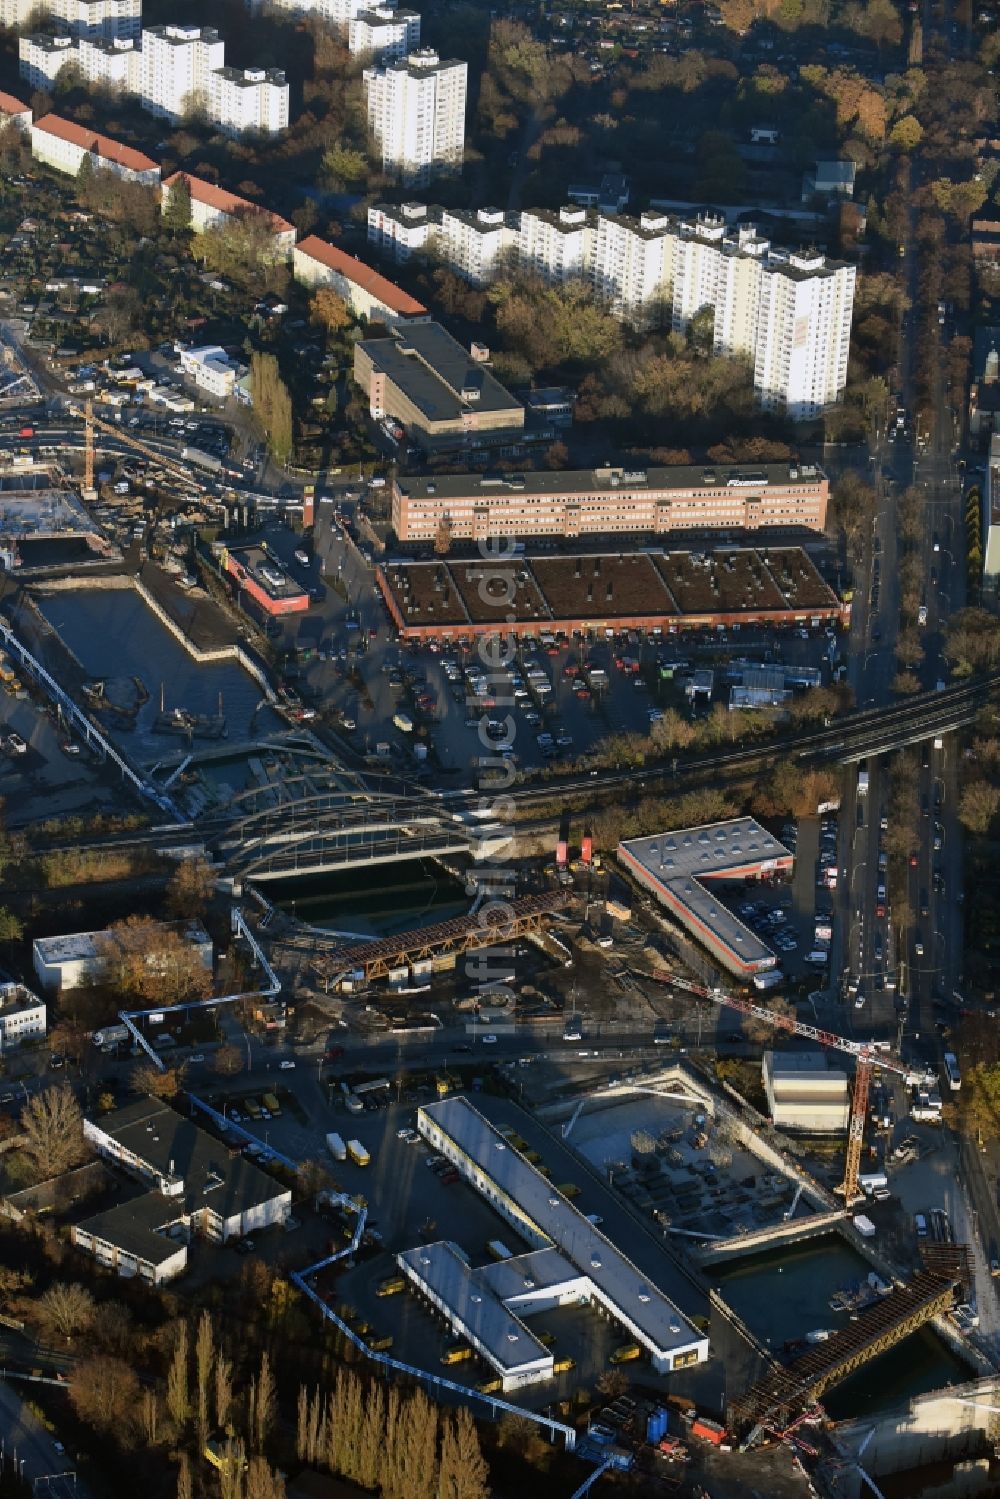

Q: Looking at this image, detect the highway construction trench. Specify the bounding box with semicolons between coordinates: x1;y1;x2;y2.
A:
34;584;279;762
711;1235;973;1419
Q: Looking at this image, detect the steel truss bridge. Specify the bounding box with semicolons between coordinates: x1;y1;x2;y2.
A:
731;1248;970;1443
306;891;570;986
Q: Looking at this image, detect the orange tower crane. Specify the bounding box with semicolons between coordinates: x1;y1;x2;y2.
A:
72;399;203;494
648;968;914;1204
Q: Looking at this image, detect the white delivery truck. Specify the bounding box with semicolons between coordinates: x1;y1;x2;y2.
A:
326;1132;347;1162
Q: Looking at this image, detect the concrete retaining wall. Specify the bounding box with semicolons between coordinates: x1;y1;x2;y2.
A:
831;1375;1000;1496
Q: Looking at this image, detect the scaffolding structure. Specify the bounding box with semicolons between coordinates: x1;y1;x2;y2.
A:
310;892;570;985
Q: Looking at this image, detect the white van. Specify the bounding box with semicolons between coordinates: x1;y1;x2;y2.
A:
805;950;830;967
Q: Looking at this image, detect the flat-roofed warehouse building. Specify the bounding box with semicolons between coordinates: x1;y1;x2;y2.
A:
618;818;793;978
74;1097;291;1283
762;1051;850;1133
408;1097;707;1388
391;460;827;543
377;545;846;642
353;321;524;452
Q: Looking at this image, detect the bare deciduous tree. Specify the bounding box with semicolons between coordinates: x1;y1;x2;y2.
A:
21;1086;86;1181
38;1282;95;1343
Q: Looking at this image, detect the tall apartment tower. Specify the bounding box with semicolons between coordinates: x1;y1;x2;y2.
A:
753;251;856;419
712;225;769;361
0;0;140;38
140;24;225;123
364;49;466;186
591;209;675;327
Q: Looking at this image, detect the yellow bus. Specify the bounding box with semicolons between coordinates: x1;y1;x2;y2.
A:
376;1276;405;1298
441;1344;473;1366
262;1092;281;1117
243;1097;262;1120
557;1182;581;1199
476;1377;502;1394
610;1343;642;1365
553;1356;576;1374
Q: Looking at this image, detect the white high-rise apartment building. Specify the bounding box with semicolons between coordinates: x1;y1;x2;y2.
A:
207;67;289;136
517;205;596;284
364;50;466;186
712;225;769;361
18;34;78;91
671;211;727;331
1;0;139;38
77;34;141;91
753;251;856;419
437;207;516;287
367;201;442;261
140;24;225;123
350;4;420;61
591;209;674;327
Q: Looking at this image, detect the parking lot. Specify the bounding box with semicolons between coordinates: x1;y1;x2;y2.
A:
226;1078;720;1409
237;504;849;780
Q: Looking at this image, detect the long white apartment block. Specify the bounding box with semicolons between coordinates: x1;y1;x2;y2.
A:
19;34;79;92
0;0;139;37
366;197;856;413
364;49;466;187
245;0;368;24
754;250;856;420
207;66;289;136
140;24;225;122
350;4;420;60
517;204;597;284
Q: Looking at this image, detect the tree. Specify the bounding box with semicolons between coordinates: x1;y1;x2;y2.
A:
959;780;1000;835
21;1086;86;1181
310;288;351;334
176;1454;193;1499
216;1351;234;1432
890;114;922;150
95;916;213;1007
596;1368;631;1399
195;1311;214;1440
0;907;23;943
70;1354;139;1434
248;1350;276;1453
166;1320;190;1428
38;1282;95;1343
163;173;193;233
438;1407;490;1499
132;1062;187;1099
166;857;215;919
321;142;369;187
0;1266;32;1308
742;995;796;1045
247;1458;286;1499
433;516;452;556
214;1045;244;1076
250;352;293;464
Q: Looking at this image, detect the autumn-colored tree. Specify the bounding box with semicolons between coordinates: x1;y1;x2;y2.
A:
310;287;351;333
433;516;452;555
70;1354;139;1434
437;1407;490;1499
166;857;215;919
195;1310;214;1440
95;916;213;1008
166;1320;190;1428
959;780;1000;835
251;352;294;464
216;1351;234;1433
248;1350;276;1453
133;1062;187;1099
742;995;796;1046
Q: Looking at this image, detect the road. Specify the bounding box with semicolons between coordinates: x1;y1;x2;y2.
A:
0;1378;79;1498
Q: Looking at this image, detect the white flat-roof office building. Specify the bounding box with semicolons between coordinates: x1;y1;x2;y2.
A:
409;1097;707;1387
33;919;213;993
618;818;793;978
